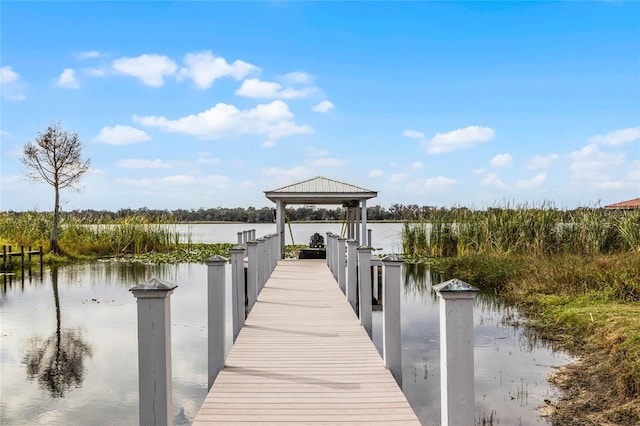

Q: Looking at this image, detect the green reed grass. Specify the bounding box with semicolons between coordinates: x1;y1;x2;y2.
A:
401;205;640;257
0;211;182;256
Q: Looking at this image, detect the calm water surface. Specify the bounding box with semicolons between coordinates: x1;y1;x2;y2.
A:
1;223;573;425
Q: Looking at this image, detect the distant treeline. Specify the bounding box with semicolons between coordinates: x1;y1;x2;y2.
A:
4;204;457;223
5;203;621;223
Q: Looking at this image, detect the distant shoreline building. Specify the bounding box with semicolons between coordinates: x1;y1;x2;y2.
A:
604;198;640;209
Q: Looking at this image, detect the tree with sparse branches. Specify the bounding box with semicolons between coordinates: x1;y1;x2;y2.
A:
22;122;90;254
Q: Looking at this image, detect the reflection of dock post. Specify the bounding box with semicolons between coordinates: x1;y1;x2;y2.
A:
337;237;346;294
130;278;177;426
382;255;403;387
346;239;358;313
434;278;479;426
246;241;258;312
230;246;246;342
357;245;373;337
205;255;228;390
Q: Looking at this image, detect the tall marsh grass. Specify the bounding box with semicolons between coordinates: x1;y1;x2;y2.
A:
0;212;182;256
401;206;640;257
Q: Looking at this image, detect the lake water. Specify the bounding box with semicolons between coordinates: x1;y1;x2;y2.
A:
0;223;573;425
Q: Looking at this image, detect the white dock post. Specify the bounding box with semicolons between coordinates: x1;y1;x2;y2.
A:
246;240;258;312
346;239;358;312
264;234;272;281
357;245;373;338
256;238;265;292
271;233;278;270
230;246;246;342
382;255;403;387
130;278;177;426
433;278;479;426
337;237;346;293
332;234;340;280
237;231;243;245
326;232;332;268
205;255;227;390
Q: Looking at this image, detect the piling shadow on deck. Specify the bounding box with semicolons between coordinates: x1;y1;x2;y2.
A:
192;259;420;425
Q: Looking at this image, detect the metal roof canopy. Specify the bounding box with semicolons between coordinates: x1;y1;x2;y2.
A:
265;176;377;205
265;177;378;259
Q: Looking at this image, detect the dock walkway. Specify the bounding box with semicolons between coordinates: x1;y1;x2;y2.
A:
192;259;420;425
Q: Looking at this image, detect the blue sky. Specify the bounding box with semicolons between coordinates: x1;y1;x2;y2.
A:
1;1;639;211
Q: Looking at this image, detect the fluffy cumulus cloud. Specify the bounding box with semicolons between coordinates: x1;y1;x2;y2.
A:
95;125;151;145
56;68;79;89
112;54;178;87
312;100;334;112
402;129;424;139
570;143;627;188
280;72;313;85
178;51;257;89
368;169;384;178
134;100;312;141
235;78;318;99
490;153;513;167
424;126;495;154
480;172;507;188
525;153;558;170
1;66;26;100
516;173;547;189
423;176;456;189
589;127;640;146
116;159;172;169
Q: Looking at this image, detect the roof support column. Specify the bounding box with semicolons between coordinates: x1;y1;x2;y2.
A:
275;200;285;259
361;199;367;246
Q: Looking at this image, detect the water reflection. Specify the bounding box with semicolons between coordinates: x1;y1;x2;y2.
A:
22;267;93;398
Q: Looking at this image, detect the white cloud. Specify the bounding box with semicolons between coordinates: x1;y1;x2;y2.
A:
424;125;495;154
473;168;485;175
82;68;107;77
116;159;172;169
202;174;230;188
309;157;347;167
525;153;558;170
480;172;507;188
570;143;627;188
1;66;26;101
403;129;424;139
57;68;79;89
95;125;151;145
389;173;408;183
490;153;513;167
112;54;178;87
312;100;334;112
261;140;276;148
424;176;456;189
589;127;640;146
178;51;257;89
280;72;313;85
134;100;312;141
516;173;546;189
368;169;384;178
411;161;423;170
78;51;101;59
235;78;318;99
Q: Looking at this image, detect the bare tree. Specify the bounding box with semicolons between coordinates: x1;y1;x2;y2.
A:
22;122;90;254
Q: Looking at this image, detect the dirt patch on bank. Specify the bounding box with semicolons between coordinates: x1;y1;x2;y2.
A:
541;353;640;425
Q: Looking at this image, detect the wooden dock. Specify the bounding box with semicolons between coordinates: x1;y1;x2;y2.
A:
192;259;420;425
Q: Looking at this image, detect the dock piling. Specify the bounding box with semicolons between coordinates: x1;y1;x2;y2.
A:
205;255;228;389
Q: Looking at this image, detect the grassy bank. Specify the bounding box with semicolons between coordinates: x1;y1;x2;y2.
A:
429;252;640;424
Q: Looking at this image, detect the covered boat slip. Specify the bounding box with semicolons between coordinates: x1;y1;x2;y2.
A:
192;259;420;425
264;176;378;258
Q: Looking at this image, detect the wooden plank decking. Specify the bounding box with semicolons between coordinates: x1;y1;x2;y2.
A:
192;259;420;425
